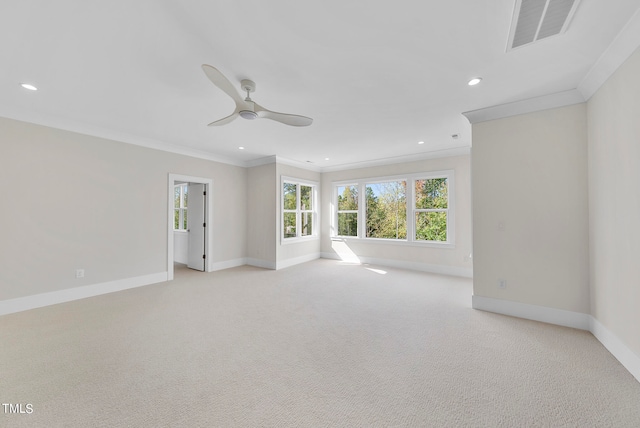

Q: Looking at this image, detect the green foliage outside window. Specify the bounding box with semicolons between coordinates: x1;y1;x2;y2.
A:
337;185;358;236
415;178;448;241
283;181;315;239
336;176;449;242
283;183;297;210
283;212;296;238
366;181;407;239
283;182;297;238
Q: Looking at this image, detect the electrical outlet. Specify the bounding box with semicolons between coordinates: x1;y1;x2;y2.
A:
75;269;85;279
498;279;506;289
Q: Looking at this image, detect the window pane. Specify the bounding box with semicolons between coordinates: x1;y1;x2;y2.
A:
182;209;188;230
283;183;297;210
284;212;297;238
301;212;313;236
337;185;358;210
174;187;181;208
338;212;358;236
366;181;407;239
300;185;312;210
174;209;180;229
415;178;447;209
415;211;447;241
183;185;188;208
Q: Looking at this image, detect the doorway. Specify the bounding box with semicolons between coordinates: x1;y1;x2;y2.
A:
167;174;213;280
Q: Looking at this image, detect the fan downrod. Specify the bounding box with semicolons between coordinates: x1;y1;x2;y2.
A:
241;79;256;95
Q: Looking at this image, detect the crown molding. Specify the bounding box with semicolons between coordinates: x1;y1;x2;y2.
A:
462;89;585;124
245;149;471;173
320;146;471;173
244;155;322;173
2;108;470;173
274;156;323;172
578;7;640;100
464;7;640;125
0;107;246;167
244;155;277;168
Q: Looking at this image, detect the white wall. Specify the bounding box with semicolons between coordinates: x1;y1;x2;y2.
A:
320;155;472;276
471;104;590;314
587;46;640;358
246;162;277;268
0;117;247;301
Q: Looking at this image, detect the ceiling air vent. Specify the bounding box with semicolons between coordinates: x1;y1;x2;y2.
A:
507;0;581;50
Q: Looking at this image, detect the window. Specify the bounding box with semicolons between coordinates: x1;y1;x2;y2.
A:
283;182;297;238
337;185;358;236
174;184;188;231
333;171;454;246
366;180;407;239
414;177;448;242
282;178;318;240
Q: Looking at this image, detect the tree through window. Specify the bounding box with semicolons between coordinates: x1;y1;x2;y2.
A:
366;181;407;239
282;179;318;240
333;171;453;245
337;185;358;236
415;178;448;242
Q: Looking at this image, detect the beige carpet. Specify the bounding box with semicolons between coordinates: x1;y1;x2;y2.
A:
1;259;639;427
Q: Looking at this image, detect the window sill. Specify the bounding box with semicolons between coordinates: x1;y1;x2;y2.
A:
281;235;320;245
331;236;454;249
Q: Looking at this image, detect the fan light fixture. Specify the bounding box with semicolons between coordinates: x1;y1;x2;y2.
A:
239;110;258;120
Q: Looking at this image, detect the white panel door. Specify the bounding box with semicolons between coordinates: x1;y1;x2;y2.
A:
187;183;206;271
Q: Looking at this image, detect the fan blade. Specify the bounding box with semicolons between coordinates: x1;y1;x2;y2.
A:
254;103;313;127
202;64;245;106
208;110;239;126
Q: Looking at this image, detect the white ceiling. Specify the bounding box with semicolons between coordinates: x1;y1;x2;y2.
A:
1;1;639;170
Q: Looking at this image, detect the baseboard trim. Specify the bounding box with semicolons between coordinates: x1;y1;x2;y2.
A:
472;295;640;384
210;258;247;271
472;295;591;330
320;252;473;278
0;272;168;317
276;253;321;270
590;316;640;384
246;258;277;270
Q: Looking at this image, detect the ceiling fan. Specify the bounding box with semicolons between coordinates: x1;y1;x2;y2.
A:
202;64;313;127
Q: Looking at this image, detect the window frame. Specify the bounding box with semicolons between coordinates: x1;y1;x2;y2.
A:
335;183;360;238
332;170;454;248
281;176;319;243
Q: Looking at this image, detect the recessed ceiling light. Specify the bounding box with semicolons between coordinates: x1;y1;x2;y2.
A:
21;83;38;91
238;146;245;150
468;78;482;86
418;141;425;145
324;157;330;161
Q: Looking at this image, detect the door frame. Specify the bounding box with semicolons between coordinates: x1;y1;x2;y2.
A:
167;174;214;280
